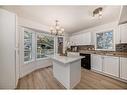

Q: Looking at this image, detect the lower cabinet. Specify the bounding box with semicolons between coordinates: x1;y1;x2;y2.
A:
120;57;127;80
91;54;102;72
91;54;127;81
103;56;119;77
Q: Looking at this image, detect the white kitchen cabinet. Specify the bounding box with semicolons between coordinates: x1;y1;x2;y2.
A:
70;32;91;46
70;35;77;46
0;9;18;89
103;56;119;77
77;32;91;45
120;57;127;80
91;54;103;72
119;23;127;43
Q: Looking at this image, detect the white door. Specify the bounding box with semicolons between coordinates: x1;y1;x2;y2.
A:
119;23;127;43
0;9;16;88
103;56;119;77
91;54;103;72
120;57;127;80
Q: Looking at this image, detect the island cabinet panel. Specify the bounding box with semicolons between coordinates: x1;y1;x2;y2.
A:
103;56;119;77
52;55;82;89
53;61;70;88
70;60;81;88
120;57;127;80
91;54;103;72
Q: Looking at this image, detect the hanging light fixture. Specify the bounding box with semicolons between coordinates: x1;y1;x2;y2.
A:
93;7;103;19
50;20;64;36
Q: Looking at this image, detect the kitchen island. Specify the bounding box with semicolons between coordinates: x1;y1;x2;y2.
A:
51;54;83;89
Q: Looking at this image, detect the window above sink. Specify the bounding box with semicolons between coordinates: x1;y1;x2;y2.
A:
95;30;115;51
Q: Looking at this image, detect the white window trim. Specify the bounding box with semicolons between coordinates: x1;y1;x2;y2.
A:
20;27;56;64
95;29;115;51
23;28;36;63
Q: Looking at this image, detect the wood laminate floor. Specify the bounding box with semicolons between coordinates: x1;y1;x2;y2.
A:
17;66;127;89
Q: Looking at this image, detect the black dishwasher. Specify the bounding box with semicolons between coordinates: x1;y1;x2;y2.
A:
80;53;91;70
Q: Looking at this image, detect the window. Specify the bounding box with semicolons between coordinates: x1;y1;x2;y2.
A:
24;31;33;62
36;33;54;58
57;37;63;54
96;30;114;50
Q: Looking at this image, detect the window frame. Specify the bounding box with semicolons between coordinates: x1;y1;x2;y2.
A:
95;30;115;51
23;28;35;64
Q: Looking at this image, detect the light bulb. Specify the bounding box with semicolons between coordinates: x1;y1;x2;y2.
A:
56;26;60;30
99;11;102;15
98;11;102;19
50;26;53;31
61;28;64;31
99;14;102;19
58;30;62;34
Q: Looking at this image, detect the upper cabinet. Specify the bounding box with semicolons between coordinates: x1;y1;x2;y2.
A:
119;6;127;25
119;23;127;43
70;32;91;46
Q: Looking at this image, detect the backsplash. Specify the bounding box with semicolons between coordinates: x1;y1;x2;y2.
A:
116;43;127;52
71;44;127;52
71;45;95;52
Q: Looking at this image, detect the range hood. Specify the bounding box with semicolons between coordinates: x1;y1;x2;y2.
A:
119;6;127;25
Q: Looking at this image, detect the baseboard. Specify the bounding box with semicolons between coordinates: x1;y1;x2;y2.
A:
20;61;53;78
91;69;127;83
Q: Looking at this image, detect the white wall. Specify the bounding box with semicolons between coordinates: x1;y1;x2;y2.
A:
18;17;49;32
19;26;53;78
18;18;52;78
20;58;52;78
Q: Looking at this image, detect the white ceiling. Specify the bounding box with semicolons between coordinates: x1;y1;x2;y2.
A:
1;6;121;33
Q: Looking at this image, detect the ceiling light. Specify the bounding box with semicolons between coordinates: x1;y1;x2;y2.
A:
93;7;103;19
50;20;64;36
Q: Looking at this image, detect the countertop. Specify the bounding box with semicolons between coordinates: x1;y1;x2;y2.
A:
51;54;83;64
79;50;127;58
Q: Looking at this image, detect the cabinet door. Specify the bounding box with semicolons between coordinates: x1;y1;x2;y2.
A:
70;36;75;46
70;32;91;46
0;9;16;88
119;23;127;43
91;54;102;72
120;57;127;80
103;56;119;77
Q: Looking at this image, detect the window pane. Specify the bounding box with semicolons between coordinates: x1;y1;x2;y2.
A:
96;31;113;49
37;34;54;58
57;37;63;54
24;31;32;62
